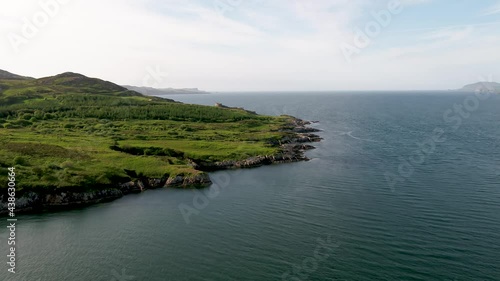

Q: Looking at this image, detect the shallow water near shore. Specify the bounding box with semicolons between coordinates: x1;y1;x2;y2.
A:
1;92;500;281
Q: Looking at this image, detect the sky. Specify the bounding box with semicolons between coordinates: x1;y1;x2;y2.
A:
1;0;500;91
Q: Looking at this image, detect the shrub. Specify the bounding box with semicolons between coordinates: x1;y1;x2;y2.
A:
42;175;58;182
32;167;44;177
61;161;74;169
47;163;62;170
14;156;29;166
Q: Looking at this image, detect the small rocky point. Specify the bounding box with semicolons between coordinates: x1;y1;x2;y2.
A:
189;116;322;171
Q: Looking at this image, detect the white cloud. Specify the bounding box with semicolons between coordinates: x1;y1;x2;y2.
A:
0;0;498;91
483;1;500;15
421;26;474;41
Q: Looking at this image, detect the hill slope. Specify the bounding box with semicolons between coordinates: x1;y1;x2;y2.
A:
0;69;33;80
37;72;128;93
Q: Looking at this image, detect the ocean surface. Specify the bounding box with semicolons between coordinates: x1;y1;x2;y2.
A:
1;92;499;281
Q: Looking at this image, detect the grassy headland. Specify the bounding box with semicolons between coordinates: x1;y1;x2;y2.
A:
0;71;319;202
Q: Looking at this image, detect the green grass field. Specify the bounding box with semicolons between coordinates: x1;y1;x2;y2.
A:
0;72;292;192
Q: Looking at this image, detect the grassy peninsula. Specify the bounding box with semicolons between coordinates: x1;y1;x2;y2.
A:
0;71;320;212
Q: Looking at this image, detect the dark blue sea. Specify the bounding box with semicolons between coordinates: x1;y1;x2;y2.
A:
1;92;499;281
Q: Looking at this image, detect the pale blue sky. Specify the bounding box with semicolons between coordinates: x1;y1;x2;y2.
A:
1;0;500;91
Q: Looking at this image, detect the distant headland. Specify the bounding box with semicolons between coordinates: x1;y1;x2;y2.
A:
459;82;500;93
123;85;210;95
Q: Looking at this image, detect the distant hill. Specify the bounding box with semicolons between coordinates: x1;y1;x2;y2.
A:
0;69;33;80
36;72;130;94
460;82;500;93
0;71;173;100
123;85;210;95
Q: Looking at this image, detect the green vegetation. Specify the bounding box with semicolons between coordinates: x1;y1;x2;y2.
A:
0;72;291;193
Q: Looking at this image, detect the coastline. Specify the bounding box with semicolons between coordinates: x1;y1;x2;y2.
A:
0;117;321;215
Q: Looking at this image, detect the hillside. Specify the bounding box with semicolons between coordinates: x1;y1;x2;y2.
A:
0;69;33;80
0;70;319;212
460;82;500;93
37;72;129;93
123;85;210;95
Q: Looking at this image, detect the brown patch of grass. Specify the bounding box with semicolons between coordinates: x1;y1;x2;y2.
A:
5;142;89;159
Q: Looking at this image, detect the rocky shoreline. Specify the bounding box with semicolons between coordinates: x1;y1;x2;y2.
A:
0;117;321;215
0;173;213;215
189;118;321;171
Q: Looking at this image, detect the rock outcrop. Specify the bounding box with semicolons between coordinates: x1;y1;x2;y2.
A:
0;173;212;215
189;117;322;171
0;189;123;214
